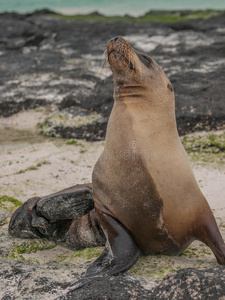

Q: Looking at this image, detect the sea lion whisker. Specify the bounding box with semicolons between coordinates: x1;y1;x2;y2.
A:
101;57;109;73
101;48;110;77
101;57;107;69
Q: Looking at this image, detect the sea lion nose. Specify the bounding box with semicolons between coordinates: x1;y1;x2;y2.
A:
110;37;118;43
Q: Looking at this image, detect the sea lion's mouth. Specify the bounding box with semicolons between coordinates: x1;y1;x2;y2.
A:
107;48;135;70
107;49;116;56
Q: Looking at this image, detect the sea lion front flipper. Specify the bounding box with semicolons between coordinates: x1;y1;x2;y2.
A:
87;211;140;276
68;211;140;292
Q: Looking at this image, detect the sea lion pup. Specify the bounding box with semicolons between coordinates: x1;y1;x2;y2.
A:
9;37;225;288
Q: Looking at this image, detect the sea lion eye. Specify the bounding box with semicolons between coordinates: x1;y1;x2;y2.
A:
136;52;152;68
141;55;152;68
143;55;151;62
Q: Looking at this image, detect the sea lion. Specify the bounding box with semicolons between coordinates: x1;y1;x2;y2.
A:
9;37;225;289
9;184;106;249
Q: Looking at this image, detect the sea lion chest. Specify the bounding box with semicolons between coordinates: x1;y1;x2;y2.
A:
92;103;182;254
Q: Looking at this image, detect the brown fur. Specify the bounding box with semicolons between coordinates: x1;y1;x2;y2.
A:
93;37;225;262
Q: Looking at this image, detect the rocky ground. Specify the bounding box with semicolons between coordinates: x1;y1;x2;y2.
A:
0;9;225;300
0;10;225;140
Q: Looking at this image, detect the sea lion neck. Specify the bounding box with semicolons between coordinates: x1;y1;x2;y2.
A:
113;82;149;102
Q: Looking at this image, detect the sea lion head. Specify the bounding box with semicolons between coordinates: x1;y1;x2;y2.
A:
107;36;174;103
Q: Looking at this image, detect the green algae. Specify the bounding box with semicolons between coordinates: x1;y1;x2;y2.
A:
66;139;87;154
79;149;87;154
50;10;224;23
53;247;103;262
8;240;57;261
180;246;212;258
71;247;102;260
182;134;225;154
17;160;51;174
130;256;179;279
129;242;215;279
181;133;225;166
37;120;50;129
0;195;22;211
52;247;103;263
66;139;84;147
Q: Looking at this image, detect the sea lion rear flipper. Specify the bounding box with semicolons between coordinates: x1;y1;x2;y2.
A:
36;183;94;222
9;183;94;238
68;211;140;291
195;213;225;265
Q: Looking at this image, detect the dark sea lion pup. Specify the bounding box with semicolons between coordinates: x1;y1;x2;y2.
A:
9;37;225;290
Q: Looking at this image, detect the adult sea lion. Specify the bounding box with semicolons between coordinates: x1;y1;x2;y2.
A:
9;37;225;288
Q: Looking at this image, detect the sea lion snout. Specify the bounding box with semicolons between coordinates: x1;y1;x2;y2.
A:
107;36;158;79
107;37;140;87
107;36;130;57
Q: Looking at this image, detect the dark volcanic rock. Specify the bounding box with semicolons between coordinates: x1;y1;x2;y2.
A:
0;12;225;140
53;117;108;141
65;266;225;299
1;258;225;299
65;276;153;300
150;266;225;299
